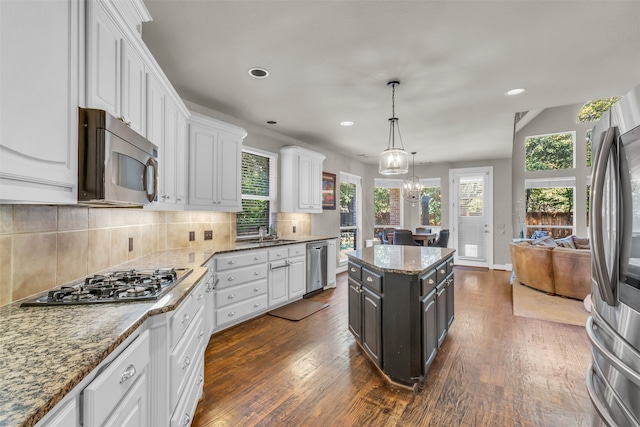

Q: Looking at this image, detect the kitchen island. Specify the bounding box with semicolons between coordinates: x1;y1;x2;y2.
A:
347;245;455;389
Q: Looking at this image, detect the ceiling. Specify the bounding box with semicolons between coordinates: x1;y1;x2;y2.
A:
141;0;640;166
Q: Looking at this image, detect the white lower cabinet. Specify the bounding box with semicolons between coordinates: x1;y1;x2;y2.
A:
82;330;150;427
268;245;306;307
39;399;76;427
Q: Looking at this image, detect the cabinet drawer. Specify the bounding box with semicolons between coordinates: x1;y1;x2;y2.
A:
215;250;267;271
421;269;437;296
446;257;454;274
362;268;382;293
217;295;268;326
288;244;306;258
170;309;205;411
82;330;149;427
216;264;268;289
170;354;204;427
170;286;204;348
268;247;288;260
436;261;448;284
216;279;267;308
348;262;362;281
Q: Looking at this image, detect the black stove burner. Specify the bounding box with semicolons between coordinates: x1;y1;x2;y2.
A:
22;268;191;306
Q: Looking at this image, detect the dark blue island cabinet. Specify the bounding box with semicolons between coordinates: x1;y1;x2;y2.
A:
347;245;455;389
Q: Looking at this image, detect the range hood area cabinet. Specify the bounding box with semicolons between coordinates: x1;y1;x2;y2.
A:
0;0;81;204
280;146;326;213
186;113;247;211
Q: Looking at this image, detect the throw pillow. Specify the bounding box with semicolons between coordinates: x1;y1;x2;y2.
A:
555;235;576;249
532;235;558;247
573;236;590;250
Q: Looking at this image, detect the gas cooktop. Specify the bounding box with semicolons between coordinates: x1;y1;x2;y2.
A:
21;268;192;306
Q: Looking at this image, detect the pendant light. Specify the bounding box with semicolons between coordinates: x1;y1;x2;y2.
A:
402;152;423;204
379;81;409;175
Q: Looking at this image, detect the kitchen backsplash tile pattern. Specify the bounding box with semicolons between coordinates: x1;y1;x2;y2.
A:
0;205;311;306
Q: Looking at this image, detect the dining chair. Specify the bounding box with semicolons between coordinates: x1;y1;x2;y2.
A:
432;229;449;248
393;229;419;246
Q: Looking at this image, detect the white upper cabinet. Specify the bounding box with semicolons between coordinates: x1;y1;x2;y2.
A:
0;0;80;204
145;71;164;147
187;113;246;211
280;146;326;213
120;39;146;135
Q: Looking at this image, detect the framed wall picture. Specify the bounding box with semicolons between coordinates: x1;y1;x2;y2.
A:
322;172;336;210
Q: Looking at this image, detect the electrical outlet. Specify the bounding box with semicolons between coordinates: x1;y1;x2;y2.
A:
189;231;195;241
128;237;133;252
204;230;213;240
293;225;296;233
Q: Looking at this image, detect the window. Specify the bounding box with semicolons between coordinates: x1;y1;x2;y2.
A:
577;97;621;123
339;172;361;262
236;148;277;237
525;132;575;171
586;129;592;168
373;178;402;227
419;178;441;226
525;178;575;238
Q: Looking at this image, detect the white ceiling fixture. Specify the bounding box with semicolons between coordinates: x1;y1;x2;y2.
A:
402;151;423;204
506;88;527;96
379;81;409;175
340;121;354;127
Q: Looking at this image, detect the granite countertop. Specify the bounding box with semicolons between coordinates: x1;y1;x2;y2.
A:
347;245;456;275
0;235;335;427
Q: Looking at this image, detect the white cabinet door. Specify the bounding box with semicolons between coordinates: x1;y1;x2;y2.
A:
279;147;325;213
216;132;242;210
162;99;178;203
288;257;306;299
175;112;188;205
268;262;289;307
120;39;146;136
310;157;323;210
103;374;148;427
0;0;79;204
87;1;120;115
298;155;313;210
146;72;164;147
39;399;77;427
187;114;246;211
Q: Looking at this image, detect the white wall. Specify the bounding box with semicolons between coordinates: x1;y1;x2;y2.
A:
513;104;593;239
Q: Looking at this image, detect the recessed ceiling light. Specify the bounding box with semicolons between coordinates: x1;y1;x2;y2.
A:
340;121;354;127
505;88;527;96
249;67;269;78
266;120;277;125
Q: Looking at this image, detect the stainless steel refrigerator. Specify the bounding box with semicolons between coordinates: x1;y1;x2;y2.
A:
587;84;640;426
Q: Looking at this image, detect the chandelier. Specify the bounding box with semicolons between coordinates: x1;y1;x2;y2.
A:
402;152;423;204
378;81;409;175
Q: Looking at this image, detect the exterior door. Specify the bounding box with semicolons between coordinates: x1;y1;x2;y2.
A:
450;167;494;268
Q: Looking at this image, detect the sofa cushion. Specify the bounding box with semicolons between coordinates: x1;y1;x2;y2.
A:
552;247;591;300
509;243;555;294
555;236;576;249
572;236;590;249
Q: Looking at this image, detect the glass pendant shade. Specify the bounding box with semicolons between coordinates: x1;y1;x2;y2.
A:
378;81;409;175
379;147;409;175
402;152;423;204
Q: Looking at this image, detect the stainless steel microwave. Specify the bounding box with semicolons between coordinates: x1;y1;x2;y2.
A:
78;108;158;206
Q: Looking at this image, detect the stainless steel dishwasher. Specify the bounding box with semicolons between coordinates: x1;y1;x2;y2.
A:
306;241;327;295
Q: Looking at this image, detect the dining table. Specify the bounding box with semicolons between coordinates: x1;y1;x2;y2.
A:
387;230;437;246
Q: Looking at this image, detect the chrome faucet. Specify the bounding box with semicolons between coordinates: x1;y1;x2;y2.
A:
258;226;267;242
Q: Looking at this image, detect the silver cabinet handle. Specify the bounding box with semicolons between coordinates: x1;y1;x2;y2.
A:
228;311;235;317
428;279;434;284
120;364;136;383
199;375;204;384
181;314;190;324
253;303;260;308
198;293;204;301
254;256;261;260
183;414;190;426
366;276;373;282
227;294;235;299
440;269;445;274
198;330;204;338
254;271;260;276
350;267;356;272
183;356;191;369
228;276;235;281
228;260;236;265
253;287;260;292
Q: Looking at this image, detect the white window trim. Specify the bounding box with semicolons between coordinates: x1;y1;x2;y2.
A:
419;178;442;227
524;177;576;236
340;172;362;263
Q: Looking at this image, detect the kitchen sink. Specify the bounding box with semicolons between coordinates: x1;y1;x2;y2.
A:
235;239;297;247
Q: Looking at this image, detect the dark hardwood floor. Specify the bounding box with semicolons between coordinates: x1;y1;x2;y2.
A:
192;268;595;426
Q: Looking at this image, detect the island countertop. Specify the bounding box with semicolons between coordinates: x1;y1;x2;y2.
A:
347;245;456;275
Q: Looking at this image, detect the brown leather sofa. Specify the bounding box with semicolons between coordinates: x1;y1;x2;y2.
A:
509;242;591;300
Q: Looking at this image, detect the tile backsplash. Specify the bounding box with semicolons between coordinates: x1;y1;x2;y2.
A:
0;205;236;306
